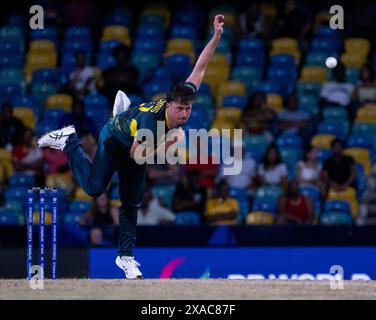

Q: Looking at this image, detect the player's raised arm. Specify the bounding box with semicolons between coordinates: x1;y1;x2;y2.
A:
186;14;224;89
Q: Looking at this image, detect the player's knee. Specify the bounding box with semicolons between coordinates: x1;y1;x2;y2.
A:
86;186;106;198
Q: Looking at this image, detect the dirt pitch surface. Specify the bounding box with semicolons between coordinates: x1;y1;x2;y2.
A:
1;279;376;300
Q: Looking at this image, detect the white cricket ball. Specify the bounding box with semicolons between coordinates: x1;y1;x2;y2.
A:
325;56;337;69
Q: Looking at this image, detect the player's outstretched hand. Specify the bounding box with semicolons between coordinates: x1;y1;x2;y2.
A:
213;14;224;37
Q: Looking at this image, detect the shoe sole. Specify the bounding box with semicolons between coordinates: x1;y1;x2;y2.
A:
115;259;143;279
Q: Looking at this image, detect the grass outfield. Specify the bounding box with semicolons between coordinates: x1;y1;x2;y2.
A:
1;279;376;299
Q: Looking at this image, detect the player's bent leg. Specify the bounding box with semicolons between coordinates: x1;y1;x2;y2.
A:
64;123;117;197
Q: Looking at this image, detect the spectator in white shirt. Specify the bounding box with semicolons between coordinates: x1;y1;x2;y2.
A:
69;50;97;99
320;62;355;107
137;187;176;225
257;144;288;189
296;147;322;189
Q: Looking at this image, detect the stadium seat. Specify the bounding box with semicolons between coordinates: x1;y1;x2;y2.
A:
340;53;365;69
46;173;74;195
0;26;24;41
221;95;247;109
300;66;328;83
9;173;35;187
102;25;131;46
13;107;36;128
344;38;370;58
175;211;200;225
46;94;73;112
236;53;265;67
328;187;358;217
344;147;371;176
317;122;346;140
270;54;295;67
65;26;92;42
323;107;348;122
299;185;321;216
297;81;321;96
152;184;176;208
244;134;271;162
320;211;353;225
271;37;298;53
324;200;352;215
276;134;302;149
29;40;56;53
0;67;24;85
252;202;277;214
216;81;246;105
311;134;336;149
75;187;92;201
69;200;91;213
30;27;57;42
245;211;274;225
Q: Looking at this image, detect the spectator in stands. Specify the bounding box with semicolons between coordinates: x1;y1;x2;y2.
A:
147;163;182;186
11;128;43;182
0;102;25;149
237;1;268;39
217;140;256;191
64;0;94;26
277;94;310;135
58;99;97;138
137;187;176;225
276;180;315;224
241;91;275;138
296;147;322;189
185;137;219;189
320;62;355;108
69;50;97;99
42;148;69;174
79;130;98;161
274;0;312;40
79;192;118;245
257;144;288;189
102;44;142;100
354;64;376;105
205;179;239;225
172;169;207;220
321;139;357;195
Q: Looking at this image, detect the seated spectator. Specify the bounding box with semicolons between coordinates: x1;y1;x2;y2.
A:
321;139;356;195
79;192;118;245
185;137;219;189
102;44;142;101
147;163;182;186
320;62;355;107
42;148;69;174
80;130;98;161
64;0;94;26
241;91;275;136
11;129;43;182
276;180;315;224
354;64;376;105
217;141;256;191
138;187;176;225
205;179;239;225
69;50;97;99
0;102;25;149
296;147;322;189
277;94;310;135
237;1;267;39
172;170;207;220
257;144;288;188
58;99;97;138
273;0;312;40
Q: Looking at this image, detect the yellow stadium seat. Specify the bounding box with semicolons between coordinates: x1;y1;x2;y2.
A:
271;37;298;53
311;134;336;149
246;211;274;225
356;105;376;121
46;173;74;195
300;66;328;84
340;53;365;69
210;53;229;67
13;107;36;129
46;94;73;112
216;108;242;122
142;5;170;27
75;187;92;201
92;67;104;88
211;119;237;133
29;40;56;53
166;38;194;54
33;211;52;225
203;66;230;97
267;94;283;112
260;3;277;19
25;53;57;81
328;187;358;217
344;147;371;176
345;38;370;58
217;81;246;105
102;25;131;46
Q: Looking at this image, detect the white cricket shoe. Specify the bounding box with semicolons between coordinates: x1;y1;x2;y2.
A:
113;90;131;117
37;125;76;151
115;256;143;279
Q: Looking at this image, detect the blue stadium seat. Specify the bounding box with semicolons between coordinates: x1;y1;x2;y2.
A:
175;211;200;225
143;81;173;100
62;41;92;55
131;52;161;81
134;39;165;54
136;25;164;39
244;134;270;162
96;54;117;70
299;185;322;216
310;38;340;55
171;25;198;41
324;200;352;215
63;211;83;225
0;39;24;54
6;15;24;27
0;54;23;68
236;53;265;67
165;54;191;82
105;12;132;27
238;38;264;54
276;134;302;149
356;163;367;197
84;94;109;109
252;202;277;214
43;108;68;122
316;148;331;164
152;184;176;208
346;68;359;85
222;95;247;109
320;211;353;225
317;122;346;140
9;174;35;187
297;82;321;96
299;93;319;116
32;68;60;85
99;40;123;54
348;134;376;159
0;26;24;41
65;26;92;42
270;54;295;67
305;52;328;66
279;147;301;179
12;94;38;109
5;187;27;201
0;83;23;102
0;209;23;225
255;185;282;202
0;68;24;85
256;80;281;95
139;14;165;28
36;119;60;136
352;123;376;136
323;107;348;121
30;27;57;42
69;200;91;213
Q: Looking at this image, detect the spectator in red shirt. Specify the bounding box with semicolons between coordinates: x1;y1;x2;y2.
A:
276;180;315;225
42;148;69;174
185;137;219;189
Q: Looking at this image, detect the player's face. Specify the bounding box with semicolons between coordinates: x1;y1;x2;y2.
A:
168;101;192;126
